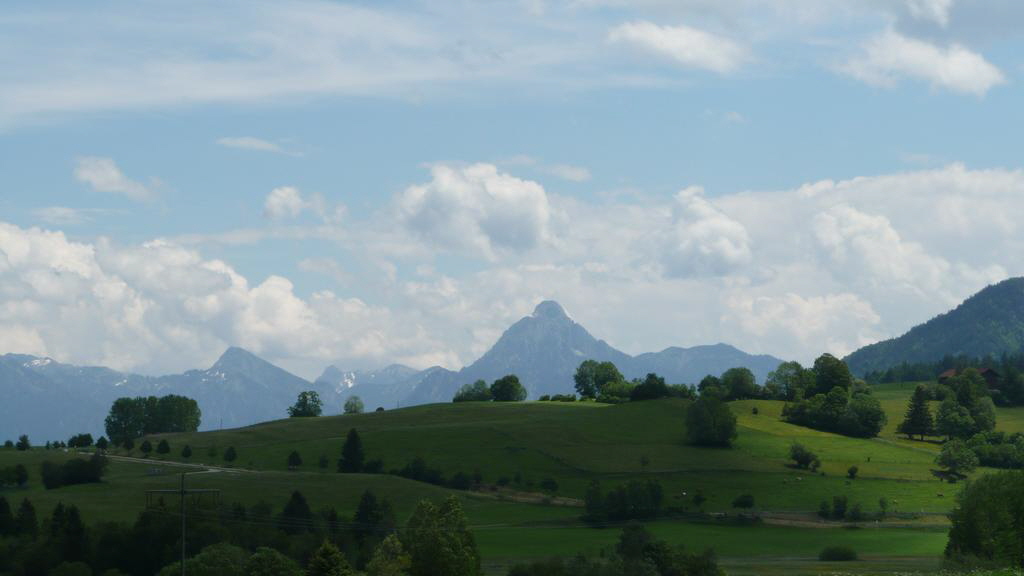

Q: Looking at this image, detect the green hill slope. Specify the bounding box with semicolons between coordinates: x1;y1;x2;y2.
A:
16;387;1024;573
845;277;1024;375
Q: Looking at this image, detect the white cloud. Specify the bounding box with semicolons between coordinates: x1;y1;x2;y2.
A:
73;157;155;202
661;186;751;277
395;163;551;259
546;164;592;182
216;136;297;155
841;31;1004;96
263;186;344;223
608;21;748;74
906;0;955;27
8;162;1024;374
0;221;451;376
33;207;92;226
264;187;307;219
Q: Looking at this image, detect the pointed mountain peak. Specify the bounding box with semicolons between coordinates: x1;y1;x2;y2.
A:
211;346;267;371
532;300;569;320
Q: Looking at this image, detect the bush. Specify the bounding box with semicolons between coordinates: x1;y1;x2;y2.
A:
847;465;858;479
818;546;857;561
732;494;755;509
40;453;107;489
789;443;820;470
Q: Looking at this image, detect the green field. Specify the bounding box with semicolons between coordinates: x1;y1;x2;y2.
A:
7;382;1024;574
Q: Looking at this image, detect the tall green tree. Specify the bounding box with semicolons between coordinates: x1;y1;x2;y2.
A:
307;540;354;576
946;470;1024;566
366;534;411;576
812;353;854;396
685;396;737;447
574;360;625;398
764;361;814;400
936;439;979;482
338;428;365;473
14;497;37;538
279;491;314;535
288;391;323;417
490;375;527;402
15;435;30;451
898;384;934;440
936;398;975;440
721;367;757;400
344;395;364;415
403;497;480;576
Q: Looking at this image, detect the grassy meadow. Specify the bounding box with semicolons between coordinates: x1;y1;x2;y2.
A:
8;381;1024;573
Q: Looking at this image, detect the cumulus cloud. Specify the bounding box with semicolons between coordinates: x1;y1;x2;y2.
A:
608;21;747;74
264;186;344;223
661;186;751;277
840;31;1004;96
264;187;307;219
73;157;155;202
0;221;451;376
395;163;551;258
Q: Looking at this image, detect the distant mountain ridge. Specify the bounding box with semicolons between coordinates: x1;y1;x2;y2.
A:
0;347;344;441
401;301;785;404
1;300;786;441
845;277;1024;376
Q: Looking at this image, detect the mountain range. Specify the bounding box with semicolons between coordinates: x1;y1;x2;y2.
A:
845;277;1024;376
0;300;784;441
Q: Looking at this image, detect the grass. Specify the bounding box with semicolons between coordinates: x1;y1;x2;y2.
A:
6;381;1024;573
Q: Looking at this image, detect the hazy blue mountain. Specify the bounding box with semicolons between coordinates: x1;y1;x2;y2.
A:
314;363;431;410
0;347;333;442
0;301;786;440
625;344;785;385
402;300;785;404
845;277;1024;376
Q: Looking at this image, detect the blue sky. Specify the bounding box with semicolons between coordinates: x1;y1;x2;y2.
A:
2;0;1023;378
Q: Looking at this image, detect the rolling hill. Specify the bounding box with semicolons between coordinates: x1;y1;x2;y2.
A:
845;277;1024;376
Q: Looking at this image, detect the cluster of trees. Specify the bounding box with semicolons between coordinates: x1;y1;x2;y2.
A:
538;394;577;402
0;464;28;488
40;453;107;490
866;352;1024;407
452;375;528;402
0;488;481;576
898;370;997;443
816;495;871;522
506;523;723;576
583;479;665;522
104;395;201;446
574;361;694;403
0;496;40;539
778;355;886;438
945;469;1024;567
66;434;94;449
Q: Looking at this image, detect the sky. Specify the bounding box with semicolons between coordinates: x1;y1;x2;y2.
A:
1;0;1023;380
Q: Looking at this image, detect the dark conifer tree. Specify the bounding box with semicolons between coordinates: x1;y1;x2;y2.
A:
898;384;935;440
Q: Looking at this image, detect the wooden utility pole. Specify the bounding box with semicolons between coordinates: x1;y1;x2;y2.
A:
146;472;220;576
